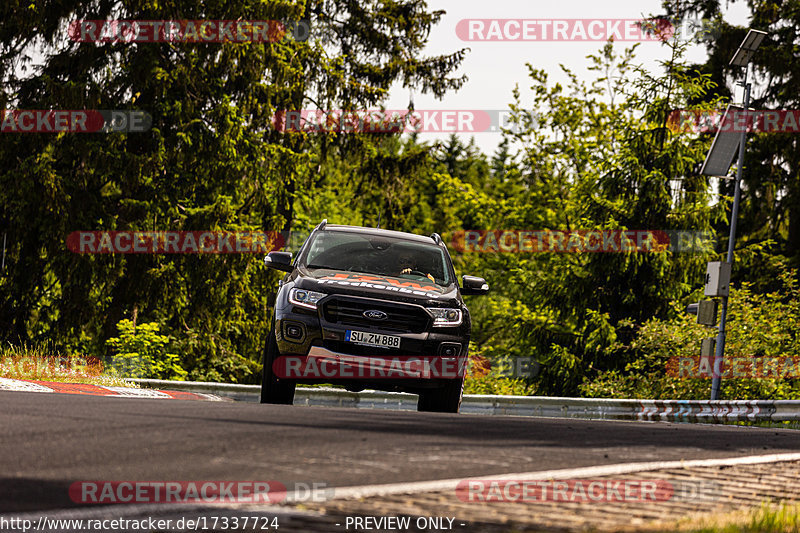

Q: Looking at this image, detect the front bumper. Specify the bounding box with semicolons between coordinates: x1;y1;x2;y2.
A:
273;296;469;392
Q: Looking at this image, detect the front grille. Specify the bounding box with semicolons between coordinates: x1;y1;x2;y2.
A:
321;296;430;333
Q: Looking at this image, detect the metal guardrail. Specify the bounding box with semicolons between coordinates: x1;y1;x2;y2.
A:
127;379;800;422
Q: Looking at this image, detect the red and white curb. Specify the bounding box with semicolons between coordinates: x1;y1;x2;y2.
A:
0;377;226;401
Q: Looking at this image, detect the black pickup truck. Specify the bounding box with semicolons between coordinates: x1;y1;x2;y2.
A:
260;220;489;413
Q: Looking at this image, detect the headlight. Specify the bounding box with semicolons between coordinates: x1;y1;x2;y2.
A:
427;308;462;327
289;288;326;310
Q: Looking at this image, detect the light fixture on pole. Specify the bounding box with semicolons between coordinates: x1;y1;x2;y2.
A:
729;30;767;67
699;29;766;400
699;104;745;177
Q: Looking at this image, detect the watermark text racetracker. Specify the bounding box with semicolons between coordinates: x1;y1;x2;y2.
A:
668;108;800;134
69;19;310;43
668;356;800;379
0;110;151;133
67;231;285;254
270;109;543;134
456;18;673;41
274;354;468;380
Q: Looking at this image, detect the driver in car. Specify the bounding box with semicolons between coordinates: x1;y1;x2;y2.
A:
397;250;436;283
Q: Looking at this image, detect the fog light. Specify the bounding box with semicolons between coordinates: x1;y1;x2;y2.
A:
438;342;462;357
285;324;304;340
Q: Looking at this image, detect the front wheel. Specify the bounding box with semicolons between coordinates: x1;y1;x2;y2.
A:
260;327;296;405
417;377;464;413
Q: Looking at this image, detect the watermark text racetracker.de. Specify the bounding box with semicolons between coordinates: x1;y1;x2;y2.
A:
70;480;331;504
1;110;151;133
67;231;285;254
449;230;715;254
270;109;543;134
457;478;720;503
455;16;720;43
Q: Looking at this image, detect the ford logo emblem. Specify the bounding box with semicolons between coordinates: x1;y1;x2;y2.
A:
363;310;388;320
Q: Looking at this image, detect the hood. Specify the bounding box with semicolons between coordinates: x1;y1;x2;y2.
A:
294;268;460;307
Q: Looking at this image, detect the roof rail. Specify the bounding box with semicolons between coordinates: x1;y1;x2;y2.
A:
315;219;327;230
430;232;443;245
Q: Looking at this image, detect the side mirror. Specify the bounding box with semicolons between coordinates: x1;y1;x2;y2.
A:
264;251;294;272
461;275;489;296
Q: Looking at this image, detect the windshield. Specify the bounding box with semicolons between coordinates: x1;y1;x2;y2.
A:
300;230;452;286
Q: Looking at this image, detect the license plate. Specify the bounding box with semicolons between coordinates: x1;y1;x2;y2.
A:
345;330;401;349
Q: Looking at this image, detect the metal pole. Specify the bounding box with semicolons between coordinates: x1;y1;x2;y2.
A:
711;69;751;400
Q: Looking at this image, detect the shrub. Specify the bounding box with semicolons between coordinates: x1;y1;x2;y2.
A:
106;320;187;380
580;269;800;400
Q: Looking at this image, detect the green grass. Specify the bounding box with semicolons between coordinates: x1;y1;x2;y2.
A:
670;503;800;533
0;343;131;387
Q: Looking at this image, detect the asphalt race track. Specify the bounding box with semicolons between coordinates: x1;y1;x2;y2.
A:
3;389;800;516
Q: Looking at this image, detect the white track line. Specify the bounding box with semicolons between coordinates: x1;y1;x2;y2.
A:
0;377;225;401
100;386;173;398
0;377;54;393
290;451;800;501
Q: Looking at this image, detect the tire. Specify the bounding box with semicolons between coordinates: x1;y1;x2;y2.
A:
260;327;296;405
417;377;464;413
